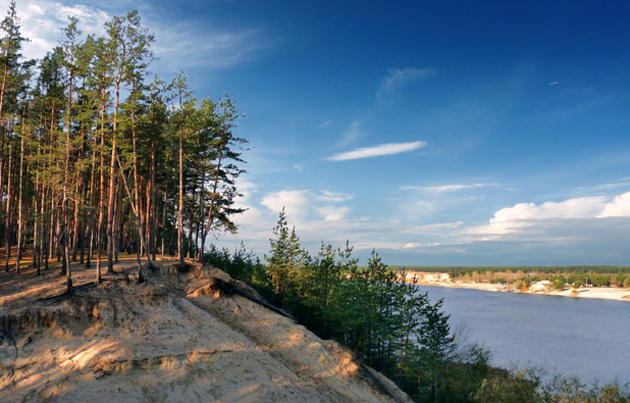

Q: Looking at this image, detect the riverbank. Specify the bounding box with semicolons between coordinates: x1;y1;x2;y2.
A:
403;271;630;302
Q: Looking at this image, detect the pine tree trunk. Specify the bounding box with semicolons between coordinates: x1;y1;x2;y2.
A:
204;143;224;240
0;64;8;241
71;166;81;261
178;88;184;263
0;129;5;248
130;82;147;267
63;57;74;294
4;144;12;272
45;101;55;271
178;126;184;262
85;129;97;268
197;149;207;262
107;79;120;274
47;187;55;271
188;187;196;258
0;64;7;126
150;109;157;261
33;140;41;275
145;180;152;258
161;190;167;256
114;178;121;264
16;117;25;274
96;86;107;282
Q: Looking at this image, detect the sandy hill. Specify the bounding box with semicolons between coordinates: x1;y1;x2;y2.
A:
0;258;411;403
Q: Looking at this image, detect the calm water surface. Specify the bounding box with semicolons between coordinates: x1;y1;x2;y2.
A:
418;285;630;385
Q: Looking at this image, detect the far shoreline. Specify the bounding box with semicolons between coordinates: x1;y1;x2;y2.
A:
403;271;630;302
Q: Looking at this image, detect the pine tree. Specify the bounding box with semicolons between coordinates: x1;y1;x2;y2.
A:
0;0;26;273
265;208;302;298
0;4;248;291
172;71;192;262
198;95;247;262
60;17;82;293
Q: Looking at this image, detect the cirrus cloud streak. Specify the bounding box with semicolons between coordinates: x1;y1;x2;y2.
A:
326;140;427;161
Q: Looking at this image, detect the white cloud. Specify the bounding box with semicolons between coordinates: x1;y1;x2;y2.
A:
401;183;495;193
27;4;45;15
327;140;427;161
575;177;630;193
467;192;630;241
260;189;354;222
260;190;310;219
403;242;441;249
401;222;463;233
152;23;274;70
17;1;111;60
335;120;363;149
317;120;333;129
376;67;435;100
599;192;630;217
317;206;350;222
316;190;353;203
494;197;605;221
14;0;272;71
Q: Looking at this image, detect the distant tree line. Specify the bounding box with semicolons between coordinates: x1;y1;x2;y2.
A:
0;2;247;292
393;265;630;276
207;211;630;402
445;269;629;289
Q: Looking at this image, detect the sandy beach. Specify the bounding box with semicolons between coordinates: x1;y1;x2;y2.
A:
403;271;630;302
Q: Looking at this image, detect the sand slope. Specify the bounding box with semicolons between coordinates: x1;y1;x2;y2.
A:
0;260;410;403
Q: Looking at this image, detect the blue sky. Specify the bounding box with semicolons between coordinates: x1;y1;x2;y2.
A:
9;0;630;265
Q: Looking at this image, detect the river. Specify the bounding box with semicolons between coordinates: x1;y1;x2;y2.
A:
419;285;630;385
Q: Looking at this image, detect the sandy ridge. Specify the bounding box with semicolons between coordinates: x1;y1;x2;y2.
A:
0;259;412;403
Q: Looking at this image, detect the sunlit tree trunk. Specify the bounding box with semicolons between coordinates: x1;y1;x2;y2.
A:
15;110;25;273
4;144;12;272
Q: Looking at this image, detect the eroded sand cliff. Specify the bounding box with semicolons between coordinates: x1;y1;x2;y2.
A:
0;259;410;402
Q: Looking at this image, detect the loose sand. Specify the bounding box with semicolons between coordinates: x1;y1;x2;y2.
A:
0;258;411;403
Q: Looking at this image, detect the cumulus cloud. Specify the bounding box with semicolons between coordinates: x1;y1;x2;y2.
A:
317;206;351;222
260;189;353;222
599;192;630;217
467;192;630;241
326;140;427;161
260;190;310;219
376;67;435;100
17;1;110;60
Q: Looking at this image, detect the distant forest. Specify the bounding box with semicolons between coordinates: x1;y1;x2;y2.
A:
391;265;630;274
0;1;247;291
392;265;630;288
